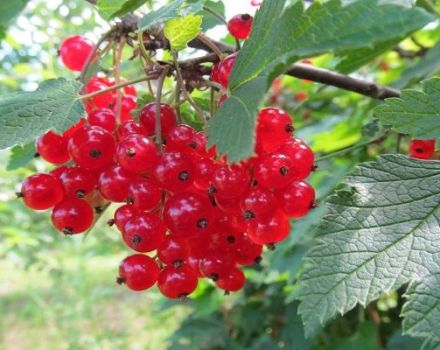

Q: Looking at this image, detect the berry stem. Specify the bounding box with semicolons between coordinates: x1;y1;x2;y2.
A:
196;33;224;59
79;34;109;85
113;39;126;126
155;66;169;153
137;30;154;65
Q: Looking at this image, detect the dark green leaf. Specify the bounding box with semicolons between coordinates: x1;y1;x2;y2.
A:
199;0;225;31
97;0;148;20
387;330;423;350
7;142;36;170
0;78;84;150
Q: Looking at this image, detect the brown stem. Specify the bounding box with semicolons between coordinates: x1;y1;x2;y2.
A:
155;67;169;153
114;39;126;125
196;33;224;58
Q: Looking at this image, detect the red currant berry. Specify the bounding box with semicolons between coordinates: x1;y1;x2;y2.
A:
240;188;277;220
88;108;116;132
216;267;246;292
165;124;196;153
20;173;64;210
68;126;116;170
59;166;97;198
85;76;115;108
139;103;177;136
228;14;253;40
36;131;70;164
98;165;135;202
117;254;159;291
122;213;166;252
210;53;237;88
158;236;190;266
63;118;86;139
212;164;250;199
153;152;195;192
157;265;198;299
194;158;217;190
200;251;235;281
254;153;294;189
215;195;242;216
117;120;148;139
123;85;137;97
248;211;290;245
49;165;69;179
118;95;137;122
117;135;159;174
51;198;94;234
256;107;293;154
59;35;94;71
276;181;316;218
127;178;161;211
235;234;262;266
113;204;139;231
278;138;315;181
409;139;436;159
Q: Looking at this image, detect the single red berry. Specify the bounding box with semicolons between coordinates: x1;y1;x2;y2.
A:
248;211;290;245
210;53;237;88
194;158;217;190
49;165;69;179
51;198;94;234
113;204;139;231
240;188;277;220
85;76;115;108
127;178;161;211
186;255;203;277
158;235;190;266
117;254;159;291
157;265;198;299
235;234;262;266
122;213;166;252
139;103;177;136
20;173;64;210
254;153;294;189
117;135;159;174
59;35;94;71
275;181;316;218
216;267;246;292
118;95;137;122
278;138;315;181
212;164;250;199
153;152;195;192
215;195;242;216
256;107;293;154
117;120;148;139
409;139;436;159
228;14;253;40
209;223;242;253
98;165;135;202
59;166;97;198
199;251;235;281
165;124;196;153
36;131;70;164
63;118;86;139
88;108;116;132
68;126;116;170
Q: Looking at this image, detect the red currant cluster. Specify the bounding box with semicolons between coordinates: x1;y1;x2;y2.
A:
409;139;436;159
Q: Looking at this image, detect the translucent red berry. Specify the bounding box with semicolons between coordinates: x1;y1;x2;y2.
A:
165;124;196;153
113;204;139;231
210;53;237;88
117;134;159;174
254;153;294;189
88;108;116;132
256;107;293;154
122;213;166;252
248;211;290;245
157;265;198;299
117;120;148;139
139;103;177;136
117;254;159;291
216;267;246;292
199;251;235;281
51;198;94;234
275;181;316;218
158;235;190;265
63;118;86;139
127;178;161;211
228;14;253;40
278;138;315;181
98;165;134;202
240;188;277;220
409;139;436;159
36;131;70;164
20;173;64;210
85;76;115;108
59;35;94;71
235;234;262;266
212;164;250;199
59;166;97;198
153;152;195;192
194;158;217;190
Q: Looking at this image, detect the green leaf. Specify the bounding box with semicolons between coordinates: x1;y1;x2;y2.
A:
207;0;433;162
97;0;148;20
0;1;29;27
164;14;202;51
199;1;225;31
375;78;440;140
0;78;84;150
138;0;203;32
7;142;35;170
296;155;440;341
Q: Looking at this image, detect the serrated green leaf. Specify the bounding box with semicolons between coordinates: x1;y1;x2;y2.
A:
375;78;440;140
0;78;84;150
207;0;433;162
97;0;148;20
296;155;440;340
138;0;203;32
164;14;202;51
7;142;35;170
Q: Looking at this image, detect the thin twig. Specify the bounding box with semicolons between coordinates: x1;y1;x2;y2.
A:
80;34;109;85
155;67;169;153
196;33;224;58
138;30;154;64
114;39;126;125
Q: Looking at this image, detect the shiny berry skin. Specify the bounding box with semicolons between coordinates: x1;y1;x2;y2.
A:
216;267;246;292
139;103;177;136
98;165;134;202
63;118;86;139
122;213;166;252
153;152;195;192
240;188;277;220
163;192;213;236
256;108;293;154
228;14;253;40
127;178;161;211
275;181;316;218
158;236;190;265
59;35;94;71
49;165;69;179
59;166;97;198
117;254;159;291
117;120;148;139
85;77;115;109
199;251;235;281
157;265;198;299
51;198;94;234
235;234;262;266
88;108;116;132
20;173;64;210
409;139;436;159
254;153;294;189
68;126;116;170
210;53;237;88
215;195;242;216
117;135;159;174
118;95;137;122
165;124;196;153
248;211;290;245
36;131;70;164
212;164;250;199
113;205;139;231
278;138;315;181
194;158;217;190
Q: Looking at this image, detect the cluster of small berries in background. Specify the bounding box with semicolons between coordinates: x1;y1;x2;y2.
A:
409;139;436;160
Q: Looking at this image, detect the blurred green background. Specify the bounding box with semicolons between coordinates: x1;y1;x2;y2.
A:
1;0;438;349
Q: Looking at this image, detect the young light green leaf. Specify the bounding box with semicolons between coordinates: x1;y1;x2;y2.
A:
138;0;203;31
296;155;440;340
207;0;433;162
164;14;202;51
0;78;84;150
375;78;440;140
7;142;36;170
97;0;148;20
